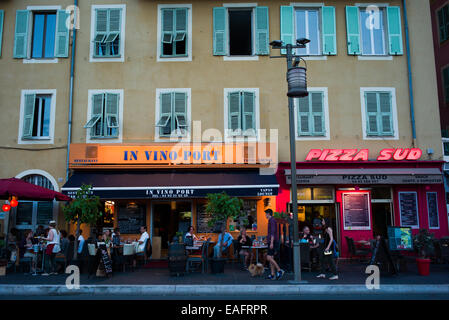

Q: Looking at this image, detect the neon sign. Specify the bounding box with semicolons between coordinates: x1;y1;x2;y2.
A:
305;148;422;161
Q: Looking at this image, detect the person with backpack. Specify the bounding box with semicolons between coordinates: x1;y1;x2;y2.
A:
316;218;338;280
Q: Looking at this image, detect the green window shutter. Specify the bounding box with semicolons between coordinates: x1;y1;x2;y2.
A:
13;10;30;58
345;6;361;55
255;7;269;55
228;92;241;135
105;93;119;137
174;92;188;135
22;93;36;139
55;10;70;58
162;9;174;45
109;9;121;33
379;93;393;135
444;68;449;103
213;7;226;56
322;7;337;56
438;7;448;43
0;10;4;57
365;92;379;136
175;8;188;42
311;92;325;136
89;94;104;137
242;92;255;134
297;96;311;136
387;6;403;55
280;6;294;55
94;9;107;52
157;93;173;136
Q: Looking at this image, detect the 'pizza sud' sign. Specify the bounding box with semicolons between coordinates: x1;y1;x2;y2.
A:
305;148;422;162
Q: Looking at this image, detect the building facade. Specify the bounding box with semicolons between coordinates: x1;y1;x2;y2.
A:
0;0;446;256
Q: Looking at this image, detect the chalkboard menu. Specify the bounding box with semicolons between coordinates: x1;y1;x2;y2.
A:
196;203;215;233
343;193;371;230
399;192;419;228
426;192;439;229
117;203;146;234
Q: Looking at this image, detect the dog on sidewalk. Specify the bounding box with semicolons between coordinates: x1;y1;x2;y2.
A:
248;263;264;277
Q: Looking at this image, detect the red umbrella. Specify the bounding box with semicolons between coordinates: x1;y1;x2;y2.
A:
0;178;72;201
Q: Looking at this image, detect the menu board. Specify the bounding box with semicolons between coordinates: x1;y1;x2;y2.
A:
387;226;413;251
343;193;371;230
427;192;439;229
196;203;215;233
399;192;419;228
117;203;146;234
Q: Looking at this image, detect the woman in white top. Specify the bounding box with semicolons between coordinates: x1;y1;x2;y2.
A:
185;226;199;242
42;220;61;276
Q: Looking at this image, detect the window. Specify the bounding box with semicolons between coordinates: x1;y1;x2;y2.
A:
443;140;449;157
84;91;122;140
13;8;69;60
241;200;257;230
345;6;403;56
296;91;327;137
361;88;398;139
19;90;56;144
438;4;449;43
224;89;259;138
443;67;449;104
297;187;334;202
160;7;188;58
90;5;125;62
281;6;336;56
155;89;190;139
213;6;269;58
426;192;439;229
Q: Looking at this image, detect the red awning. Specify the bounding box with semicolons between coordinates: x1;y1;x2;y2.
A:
0;178;72;201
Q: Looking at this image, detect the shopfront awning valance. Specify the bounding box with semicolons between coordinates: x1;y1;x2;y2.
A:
284;168;443;185
62;170;279;199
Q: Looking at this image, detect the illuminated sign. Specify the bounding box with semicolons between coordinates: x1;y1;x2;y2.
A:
305;148;422;161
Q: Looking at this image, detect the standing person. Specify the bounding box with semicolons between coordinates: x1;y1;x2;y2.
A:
42;221;61;276
265;209;284;280
77;229;85;256
316;218;338;280
237;228;252;269
213;225;233;258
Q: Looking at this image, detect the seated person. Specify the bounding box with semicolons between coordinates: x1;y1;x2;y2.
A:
112;228;121;247
184;226;198;244
19;230;37;272
214;226;233;258
137;226;149;253
237;228;252;268
300;226;319;248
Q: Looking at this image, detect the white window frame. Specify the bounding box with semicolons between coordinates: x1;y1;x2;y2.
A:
154;88;191;142
442;138;449;163
222;3;259;61
22;5;62;64
90;4;126;63
86;89;124;143
157;4;192;62
18;89;56;145
360;87;399;140
294;87;330;141
223;88;260;142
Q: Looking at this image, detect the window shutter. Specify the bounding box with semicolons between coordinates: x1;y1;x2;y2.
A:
175;8;187;42
280;6;294;55
438;7;447;43
89;94;104;137
157;93;172;136
0;10;4;57
109;9;121;33
242;92;255;134
255;7;269;55
105;93;119;137
213;7;226;55
297;96;311;136
162;9;174;45
379;93;393;135
444;68;449;103
345;6;361;55
322;7;337;55
228;92;241;135
311;92;325;136
387;6;403;55
22;93;36;138
174;92;188;135
94;8;107;50
55;10;70;58
365;92;379;136
13;10;30;58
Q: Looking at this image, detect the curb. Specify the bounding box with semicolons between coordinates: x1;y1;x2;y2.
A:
1;284;449;296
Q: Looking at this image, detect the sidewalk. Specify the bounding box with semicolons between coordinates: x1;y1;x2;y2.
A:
0;262;448;297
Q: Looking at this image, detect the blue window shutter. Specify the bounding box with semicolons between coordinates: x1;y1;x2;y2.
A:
161;9;174;47
90;94;104;137
22;93;36;138
242;92;256;134
387;6;403;55
105;93;119;137
311;92;325;136
322;7;337;55
55;10;70;58
297;96;311;136
174;92;188;135
213;7;226;56
365;92;379;136
0;10;4;57
345;6;361;55
158;93;173;136
379;92;394;135
14;10;30;58
255;7;269;55
280;6;294;55
228;92;241;135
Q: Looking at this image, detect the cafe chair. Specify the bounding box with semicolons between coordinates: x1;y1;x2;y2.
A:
345;237;370;263
186;241;208;273
135;239;152;266
123;243;135;272
18;248;33;274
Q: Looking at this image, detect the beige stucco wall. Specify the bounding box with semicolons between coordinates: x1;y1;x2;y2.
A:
0;0;443;186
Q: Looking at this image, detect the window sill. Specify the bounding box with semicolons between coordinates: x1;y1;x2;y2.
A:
87;137;122;143
302;56;328;61
90;56;124;63
223;56;259;61
18;138;54;145
363;135;398;140
357;55;393;61
23;58;59;64
157;55;192;62
296;135;330;141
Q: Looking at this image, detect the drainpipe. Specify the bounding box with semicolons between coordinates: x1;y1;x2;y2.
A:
66;0;78;182
402;0;417;147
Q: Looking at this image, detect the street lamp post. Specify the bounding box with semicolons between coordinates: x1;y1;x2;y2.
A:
270;39;309;283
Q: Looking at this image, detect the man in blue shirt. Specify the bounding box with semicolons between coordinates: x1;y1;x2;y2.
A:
214;225;233;258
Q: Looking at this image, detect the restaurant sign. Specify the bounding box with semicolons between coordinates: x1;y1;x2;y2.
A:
287;174;443;185
305;148;422;161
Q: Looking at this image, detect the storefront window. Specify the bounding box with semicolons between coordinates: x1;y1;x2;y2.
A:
36;202;53;225
242;200;257;230
298;188;312;200
371;187;392;200
298;187;333;201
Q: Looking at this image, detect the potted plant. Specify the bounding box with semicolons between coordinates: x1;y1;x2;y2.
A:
413;229;435;276
273;211;289;224
205;192;244;273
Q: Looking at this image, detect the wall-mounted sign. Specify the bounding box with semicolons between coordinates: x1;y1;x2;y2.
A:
342;192;371;230
305;148;422;161
426;192;439;229
399;192;419;228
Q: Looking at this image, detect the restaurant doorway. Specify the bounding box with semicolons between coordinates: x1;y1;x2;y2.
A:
152;201;192;257
372;203;393;238
299;204;338;240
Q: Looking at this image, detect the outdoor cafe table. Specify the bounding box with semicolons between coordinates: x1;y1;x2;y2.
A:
242;245;268;264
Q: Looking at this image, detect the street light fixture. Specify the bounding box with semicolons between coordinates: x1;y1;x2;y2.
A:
270;38;310;284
